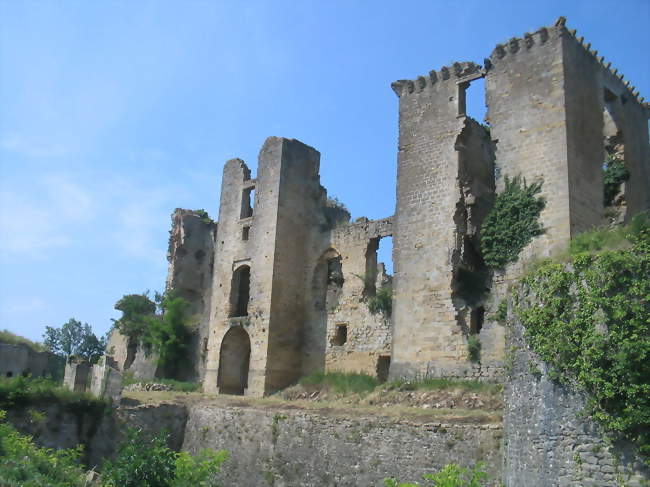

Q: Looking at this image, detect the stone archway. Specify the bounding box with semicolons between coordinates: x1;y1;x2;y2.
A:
217;326;251;395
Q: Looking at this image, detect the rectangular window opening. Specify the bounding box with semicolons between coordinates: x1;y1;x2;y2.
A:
242;226;250;241
331;323;348;346
240;187;255;219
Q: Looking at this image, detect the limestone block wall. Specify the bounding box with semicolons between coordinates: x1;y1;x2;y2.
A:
89;357;123;405
0;343;64;379
486;22;570;270
560;24;650;225
166;209;217;381
63;358;90;392
182;404;503;486
204;137;325;396
315;217;393;377
504;303;649;487
204;155;268;395
266;138;323;391
105;328;159;381
391;63;501;381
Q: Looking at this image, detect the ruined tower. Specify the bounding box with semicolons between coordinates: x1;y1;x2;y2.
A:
202;137;324;396
389;18;649;381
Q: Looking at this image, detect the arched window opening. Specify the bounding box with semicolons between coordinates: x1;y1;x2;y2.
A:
312;249;344;313
229;265;251;317
217;327;251;395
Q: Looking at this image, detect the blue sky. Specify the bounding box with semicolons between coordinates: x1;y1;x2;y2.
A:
1;0;649;342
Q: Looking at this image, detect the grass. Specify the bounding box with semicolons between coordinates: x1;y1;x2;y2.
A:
0;329;48;353
568;211;648;256
385;377;502;394
122;374;201;393
299;371;379;395
0;376;107;416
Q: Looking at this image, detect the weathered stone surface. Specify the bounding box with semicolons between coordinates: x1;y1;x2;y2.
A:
0;343;64;379
63;357;90;392
182;405;503;486
504;303;649;486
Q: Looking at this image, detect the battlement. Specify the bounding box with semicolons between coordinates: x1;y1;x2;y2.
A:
488;17;648;108
487;22;556;67
562;20;648;107
391;61;483;97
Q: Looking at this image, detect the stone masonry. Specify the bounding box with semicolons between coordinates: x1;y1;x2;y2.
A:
96;17;650;402
110;17;647;397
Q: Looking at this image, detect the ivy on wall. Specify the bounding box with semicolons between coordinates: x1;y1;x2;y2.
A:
603;155;630;206
515;219;650;459
480;176;546;269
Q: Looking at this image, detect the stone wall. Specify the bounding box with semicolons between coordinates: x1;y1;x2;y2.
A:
503;303;649;487
391;64;502;381
0;343;64;380
4;402;188;470
304;216;393;377
166;209;217;381
182;404;503;486
204;137;326;396
106;328;159;381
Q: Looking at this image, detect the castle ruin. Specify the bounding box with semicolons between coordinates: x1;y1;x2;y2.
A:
110;18;649;397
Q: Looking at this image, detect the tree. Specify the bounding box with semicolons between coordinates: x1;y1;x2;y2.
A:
43;318;106;362
145;294;191;374
113;293;157;341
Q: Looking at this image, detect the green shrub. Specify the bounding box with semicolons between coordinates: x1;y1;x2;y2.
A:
0;376;107;416
569;211;648;255
480;176;546;269
516;225;650;459
368;286;393;317
0;410;87;487
299;371;379;395
384;462;488;486
193;209;214;225
145;295;192;374
102;427;227;487
467;336;481;363
490;300;508;323
603;155;630;206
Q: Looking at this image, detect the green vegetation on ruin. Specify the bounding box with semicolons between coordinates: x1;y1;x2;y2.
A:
367;285;393;317
384;462;489;487
602;154;630;206
0;329;48;353
514;213;650;459
0;410;87;487
480;175;546;269
113;291;193;377
0;376;108;416
0;409;227;487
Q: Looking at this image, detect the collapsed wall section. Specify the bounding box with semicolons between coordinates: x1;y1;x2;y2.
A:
560;23;650;226
303;216;393;377
166;209;217;381
390;63;500;381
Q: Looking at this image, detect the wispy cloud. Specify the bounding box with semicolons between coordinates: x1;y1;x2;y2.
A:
0;174;94;256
